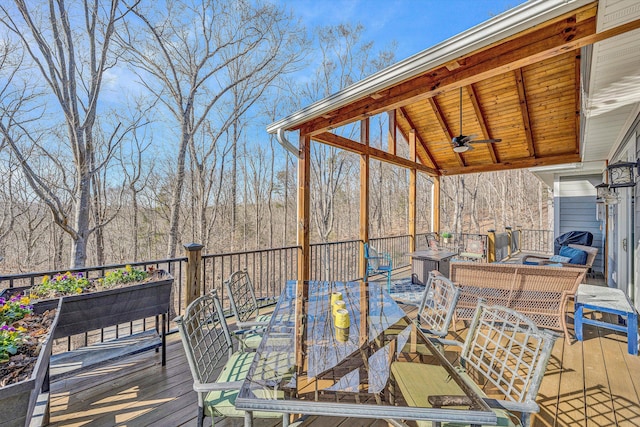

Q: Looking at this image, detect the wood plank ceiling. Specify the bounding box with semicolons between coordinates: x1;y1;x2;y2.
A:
297;2;640;176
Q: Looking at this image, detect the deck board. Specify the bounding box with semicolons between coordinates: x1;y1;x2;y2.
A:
46;276;639;427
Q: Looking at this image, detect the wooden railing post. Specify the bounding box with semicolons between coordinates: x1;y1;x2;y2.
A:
487;230;496;263
184;243;204;307
505;226;513;257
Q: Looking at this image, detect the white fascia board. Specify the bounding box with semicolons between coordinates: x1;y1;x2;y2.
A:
267;0;594;134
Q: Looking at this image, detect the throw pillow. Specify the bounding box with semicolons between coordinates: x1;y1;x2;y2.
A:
559;245;588;265
549;255;572;263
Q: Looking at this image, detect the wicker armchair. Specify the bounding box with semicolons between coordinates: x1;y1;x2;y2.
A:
522;244;598;271
175;291;283;427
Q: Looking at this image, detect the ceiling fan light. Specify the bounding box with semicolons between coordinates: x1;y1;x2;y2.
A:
453;145;469;153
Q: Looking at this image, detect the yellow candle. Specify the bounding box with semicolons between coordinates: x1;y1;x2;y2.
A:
332;300;346;316
330;291;343;306
334;308;351;328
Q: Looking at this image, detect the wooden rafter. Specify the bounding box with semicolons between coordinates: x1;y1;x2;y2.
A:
574;50;581;154
297;5;640;137
514;68;535;157
428;97;465;167
466;84;498;163
312;132;438;175
398;106;439;170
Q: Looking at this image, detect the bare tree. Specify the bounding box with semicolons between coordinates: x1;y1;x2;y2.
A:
0;0;135;267
121;0;306;257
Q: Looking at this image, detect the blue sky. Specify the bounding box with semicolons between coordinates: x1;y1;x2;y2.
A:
280;0;527;62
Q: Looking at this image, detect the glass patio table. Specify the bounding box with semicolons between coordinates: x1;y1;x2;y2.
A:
235;280;496;426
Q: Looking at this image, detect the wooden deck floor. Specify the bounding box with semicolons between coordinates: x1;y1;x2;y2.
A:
47;290;640;426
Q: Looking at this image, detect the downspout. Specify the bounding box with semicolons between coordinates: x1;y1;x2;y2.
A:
276;128;301;158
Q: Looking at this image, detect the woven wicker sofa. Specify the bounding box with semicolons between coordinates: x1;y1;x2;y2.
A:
449;261;587;341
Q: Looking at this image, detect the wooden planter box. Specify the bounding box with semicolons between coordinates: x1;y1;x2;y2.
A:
0;271;174;365
0;300;61;427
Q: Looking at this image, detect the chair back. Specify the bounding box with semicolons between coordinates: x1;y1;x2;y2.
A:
416;271;459;337
425;233;440;250
175;291;234;386
461;300;556;405
364;243;381;270
224;270;259;324
458;234;487;261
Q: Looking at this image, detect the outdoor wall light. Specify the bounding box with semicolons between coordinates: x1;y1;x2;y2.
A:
607;160;640;188
595;182;619;205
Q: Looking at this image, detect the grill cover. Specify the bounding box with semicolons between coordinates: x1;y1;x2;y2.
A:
554;231;594;254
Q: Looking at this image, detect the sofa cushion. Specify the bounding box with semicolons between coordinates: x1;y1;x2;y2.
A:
549;255;572;263
559;245;587;265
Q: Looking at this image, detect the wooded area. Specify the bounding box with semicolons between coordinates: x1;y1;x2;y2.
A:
0;0;550;273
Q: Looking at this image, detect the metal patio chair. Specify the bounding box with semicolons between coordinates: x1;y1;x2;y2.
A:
364;243;393;291
429;300;556;426
425;232;441;250
415;271;460;340
224;269;273;350
175;290;284;427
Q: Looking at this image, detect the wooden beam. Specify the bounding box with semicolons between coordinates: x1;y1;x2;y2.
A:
387;110;396;156
409;130;417;252
428;97;465;167
312;132;438;175
574;50;581;154
398;106;439;170
466;84;498;163
295;132;310;376
359;119;370;279
299;8;615;136
514;68;535;156
432;176;440;233
440;153;581;175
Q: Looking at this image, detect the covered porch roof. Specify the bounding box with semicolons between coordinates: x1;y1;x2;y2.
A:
268;0;640;177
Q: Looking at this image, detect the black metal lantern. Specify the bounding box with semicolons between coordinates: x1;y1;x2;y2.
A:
595;182;610;203
607;160;639;188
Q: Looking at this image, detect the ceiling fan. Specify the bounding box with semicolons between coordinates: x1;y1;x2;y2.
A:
449;88;502;153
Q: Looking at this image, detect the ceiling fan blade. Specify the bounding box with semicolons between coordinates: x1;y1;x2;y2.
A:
467;138;502;144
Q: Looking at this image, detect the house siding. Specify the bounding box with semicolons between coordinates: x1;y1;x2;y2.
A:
557;175;604;273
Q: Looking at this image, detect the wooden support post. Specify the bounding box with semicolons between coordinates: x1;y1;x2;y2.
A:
487;230;496;263
388;110;397;156
360;118;370;279
296;133;311;377
505;226;513;258
297;134;311;283
409;129;417;252
184;243;204;307
432;176;441;233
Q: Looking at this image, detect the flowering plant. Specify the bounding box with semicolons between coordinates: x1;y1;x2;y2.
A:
0;324;29;362
0;296;33;325
0;296;33;362
29;272;91;299
99;265;149;288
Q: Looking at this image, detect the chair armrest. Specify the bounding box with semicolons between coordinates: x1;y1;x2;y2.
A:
428;395;473;407
428;395;539;414
237;320;270;328
193;380;245;392
430;337;464;348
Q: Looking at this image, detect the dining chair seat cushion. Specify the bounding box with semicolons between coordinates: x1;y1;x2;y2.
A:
205;351;282;419
391;362;520;427
240;331;264;350
256;314;272;323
